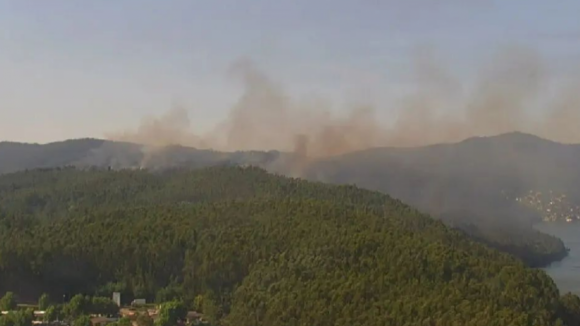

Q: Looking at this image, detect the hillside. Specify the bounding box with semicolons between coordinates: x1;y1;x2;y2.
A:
0;167;579;326
0;133;574;267
305;132;580;222
4;134;579;219
299;132;580;266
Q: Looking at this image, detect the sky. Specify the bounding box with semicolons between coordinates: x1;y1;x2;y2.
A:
1;0;580;143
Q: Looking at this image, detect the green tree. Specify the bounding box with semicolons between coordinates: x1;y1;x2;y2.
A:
155;285;182;304
90;297;118;316
0;293;17;311
38;293;50;311
0;315;12;326
560;293;580;326
0;314;14;326
73;315;91;326
64;295;88;319
155;301;187;326
201;295;221;325
0;310;33;326
117;317;132;326
95;282;127;298
132;282;148;299
136;314;154;326
154;314;169;326
44;305;62;322
11;310;33;326
193;295;203;312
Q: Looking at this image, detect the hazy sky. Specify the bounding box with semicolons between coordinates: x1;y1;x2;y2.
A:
1;1;579;143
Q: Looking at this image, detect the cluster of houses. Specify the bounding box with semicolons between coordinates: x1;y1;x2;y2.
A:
93;309;202;326
1;309;202;326
0;310;50;325
1;293;203;326
514;190;580;222
95;294;202;326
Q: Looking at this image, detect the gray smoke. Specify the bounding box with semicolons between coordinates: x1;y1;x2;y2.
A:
107;46;580;170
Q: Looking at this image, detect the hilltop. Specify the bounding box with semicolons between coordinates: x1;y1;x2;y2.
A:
0;138;286;174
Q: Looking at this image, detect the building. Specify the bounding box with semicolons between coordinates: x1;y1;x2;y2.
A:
112;293;121;307
91;317;119;326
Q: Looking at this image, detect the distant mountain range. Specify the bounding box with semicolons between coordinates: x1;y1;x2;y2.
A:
1;132;578;266
0;138;284;174
304;132;580;224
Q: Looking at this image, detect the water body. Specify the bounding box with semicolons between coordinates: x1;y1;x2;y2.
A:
535;223;580;295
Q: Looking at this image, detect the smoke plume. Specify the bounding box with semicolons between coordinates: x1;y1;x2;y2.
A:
106;106;203;148
108;46;580;161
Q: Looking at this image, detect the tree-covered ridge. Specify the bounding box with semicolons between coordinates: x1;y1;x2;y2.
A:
0;165;568;268
443;211;568;268
0;166;388;220
303;133;574;267
0;135;572;268
0;167;579;325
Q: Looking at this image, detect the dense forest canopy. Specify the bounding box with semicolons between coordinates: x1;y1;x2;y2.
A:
0;133;574;268
0;167;579;325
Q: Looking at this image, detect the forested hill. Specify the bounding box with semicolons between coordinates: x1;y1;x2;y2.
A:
0;167;580;326
0;135;572;268
301;132;580;267
304;132;580;223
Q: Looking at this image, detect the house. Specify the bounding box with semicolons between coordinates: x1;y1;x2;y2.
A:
112;293;121;307
119;308;136;317
131;299;146;306
91;316;119;326
186;312;202;320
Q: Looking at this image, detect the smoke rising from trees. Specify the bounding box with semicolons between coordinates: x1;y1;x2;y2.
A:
109;46;580;158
